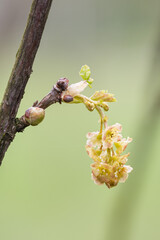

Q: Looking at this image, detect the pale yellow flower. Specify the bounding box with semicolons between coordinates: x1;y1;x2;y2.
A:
102;123;122;149
114;137;132;155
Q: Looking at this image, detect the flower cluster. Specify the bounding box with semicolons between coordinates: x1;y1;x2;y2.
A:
63;65;133;189
86;123;132;188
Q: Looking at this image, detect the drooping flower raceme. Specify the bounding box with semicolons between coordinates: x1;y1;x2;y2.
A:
63;65;133;189
86;124;132;188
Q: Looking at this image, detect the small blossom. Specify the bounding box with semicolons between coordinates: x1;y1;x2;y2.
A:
86;145;102;161
91;162;119;188
102;123;122;149
119;165;133;183
114;137;132;155
86;132;102;148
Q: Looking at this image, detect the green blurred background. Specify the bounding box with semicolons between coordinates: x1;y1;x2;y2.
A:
0;0;160;239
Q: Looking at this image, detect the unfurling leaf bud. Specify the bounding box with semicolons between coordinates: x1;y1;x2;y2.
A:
79;65;91;80
25;107;45;126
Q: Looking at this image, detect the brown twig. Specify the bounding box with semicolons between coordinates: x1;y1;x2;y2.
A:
16;78;69;132
0;0;53;165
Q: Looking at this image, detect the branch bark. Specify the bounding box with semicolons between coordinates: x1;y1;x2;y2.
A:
0;0;53;165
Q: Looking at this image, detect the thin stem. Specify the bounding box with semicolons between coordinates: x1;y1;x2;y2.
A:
95;106;105;134
74;94;108;133
107;148;111;157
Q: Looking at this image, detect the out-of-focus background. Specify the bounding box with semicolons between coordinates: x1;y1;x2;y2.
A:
0;0;160;239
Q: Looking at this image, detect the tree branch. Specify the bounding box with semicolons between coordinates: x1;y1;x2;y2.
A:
0;0;53;165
